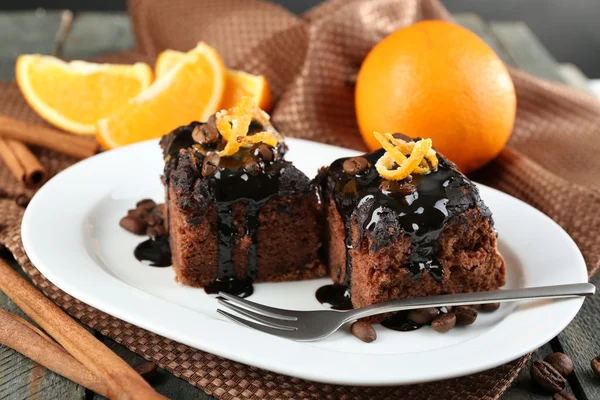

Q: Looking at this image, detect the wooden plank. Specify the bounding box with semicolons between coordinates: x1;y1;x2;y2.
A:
92;337;215;400
553;272;600;400
453;13;516;67
0;10;63;81
0;256;85;400
490;21;566;83
62;12;134;60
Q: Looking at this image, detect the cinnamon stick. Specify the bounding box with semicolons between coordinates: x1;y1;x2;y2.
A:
0;309;108;396
0;115;99;159
0;259;167;400
0;137;47;189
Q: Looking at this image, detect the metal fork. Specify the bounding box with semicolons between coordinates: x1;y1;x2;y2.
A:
217;283;595;341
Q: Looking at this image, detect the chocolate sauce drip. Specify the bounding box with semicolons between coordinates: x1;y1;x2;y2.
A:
134;235;172;267
321;148;490;299
381;311;423;331
160;120;299;297
315;284;353;310
204;277;254;298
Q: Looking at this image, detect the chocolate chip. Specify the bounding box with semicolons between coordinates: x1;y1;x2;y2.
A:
120;215;147;235
350;321;377;343
454;306;478;326
15;194;29;208
202;152;220;177
251;143;275;163
431;312;456;333
545;353;573;377
553;392;576;400
242;157;263;176
392;133;413;142
192;117;219;144
136;199;156;211
342;157;368;175
134;361;159;382
0;188;8;198
591;356;600;376
531;360;567;393
408;308;438;325
481;302;500;312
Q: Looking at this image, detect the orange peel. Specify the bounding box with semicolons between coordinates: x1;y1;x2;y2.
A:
373;133;438;181
215;96;281;157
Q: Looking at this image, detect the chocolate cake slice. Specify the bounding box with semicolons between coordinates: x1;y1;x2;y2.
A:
160;99;325;296
319;134;505;320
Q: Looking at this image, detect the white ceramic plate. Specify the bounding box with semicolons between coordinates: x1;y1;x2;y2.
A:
22;138;588;386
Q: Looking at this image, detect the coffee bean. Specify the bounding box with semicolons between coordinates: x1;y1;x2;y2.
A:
146;213;163;227
0;188;8;198
408;308;438;325
192;118;219;144
154;203;166;217
481;302;500;312
120;216;147;235
431;312;456;333
136;199;156;211
251;143;275;163
342;157;368;175
392;133;413;143
591;356;600;376
15;194;30;208
128;209;146;219
530;360;567;393
243;157;263;176
134;361;159;382
545;353;573;377
553;391;576;400
380;180;416;196
454;306;478;326
202;152;220;177
350;321;377;343
147;223;167;238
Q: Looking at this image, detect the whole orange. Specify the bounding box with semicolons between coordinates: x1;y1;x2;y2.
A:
355;20;516;174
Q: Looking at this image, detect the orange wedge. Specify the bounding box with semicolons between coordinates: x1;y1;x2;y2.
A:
97;43;226;149
16;55;152;135
155;48;272;111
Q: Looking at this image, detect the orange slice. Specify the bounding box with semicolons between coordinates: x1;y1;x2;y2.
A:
155;48;272;111
16;55;153;135
97;42;226;149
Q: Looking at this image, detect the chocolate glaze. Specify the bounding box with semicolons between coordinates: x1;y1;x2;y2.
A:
315;284;353;310
380;311;422;331
160;119;313;297
204;277;254;298
319;147;491;300
134;235;172;267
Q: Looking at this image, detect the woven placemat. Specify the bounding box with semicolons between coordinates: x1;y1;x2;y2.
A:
1;0;599;398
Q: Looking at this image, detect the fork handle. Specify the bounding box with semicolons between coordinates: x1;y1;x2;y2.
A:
347;283;596;322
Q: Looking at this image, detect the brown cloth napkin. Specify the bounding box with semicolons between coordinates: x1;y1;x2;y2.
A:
1;0;599;398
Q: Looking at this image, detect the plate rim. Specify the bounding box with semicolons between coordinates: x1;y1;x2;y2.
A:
21;138;588;386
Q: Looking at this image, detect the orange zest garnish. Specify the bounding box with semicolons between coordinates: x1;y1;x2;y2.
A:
216;96;281;157
373;132;438;180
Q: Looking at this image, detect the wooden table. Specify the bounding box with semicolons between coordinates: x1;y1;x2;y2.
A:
0;10;597;400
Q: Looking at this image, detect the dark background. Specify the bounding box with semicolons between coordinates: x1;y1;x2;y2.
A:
2;0;600;78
